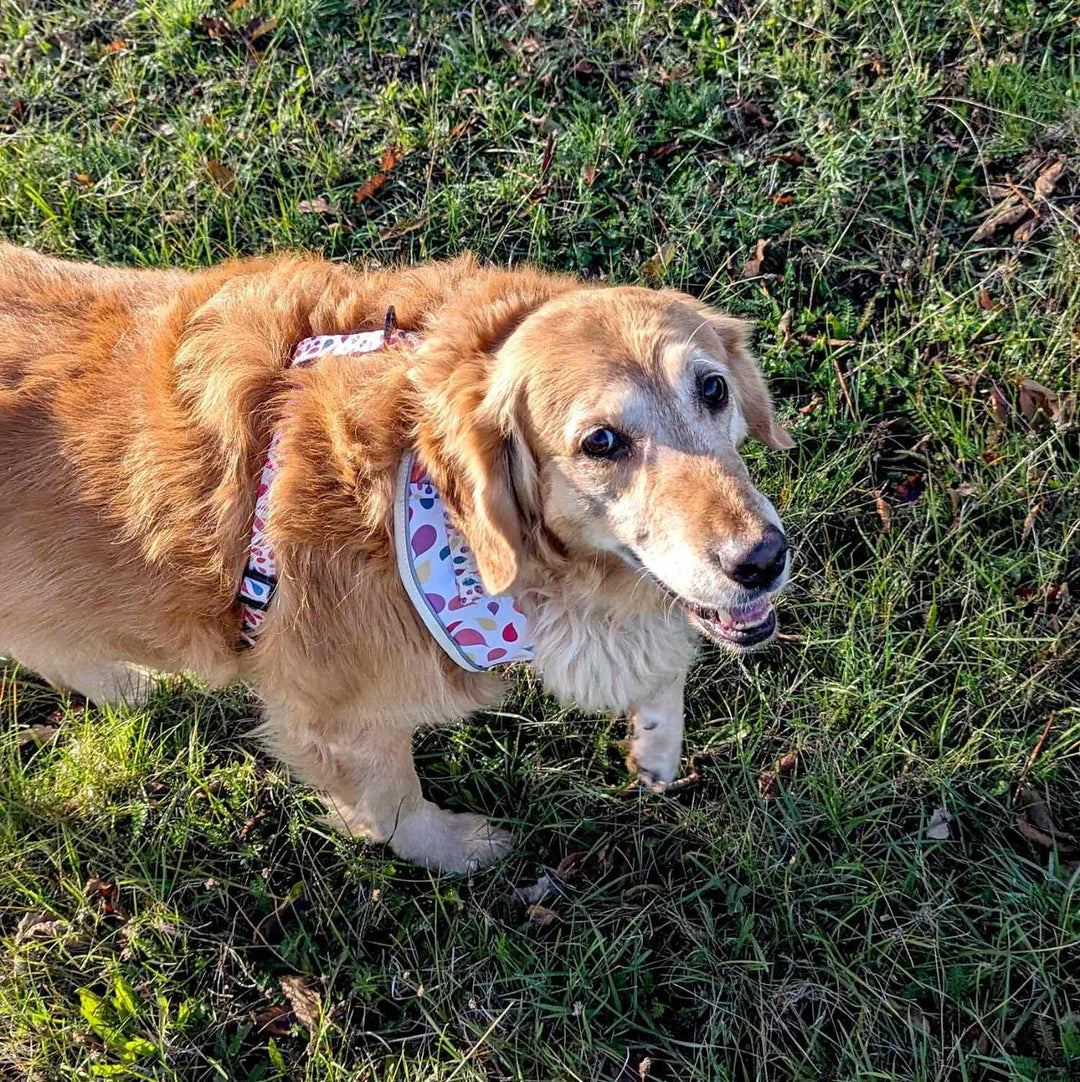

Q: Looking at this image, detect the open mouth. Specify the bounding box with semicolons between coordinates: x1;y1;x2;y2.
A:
680;595;777;650
620;547;780;650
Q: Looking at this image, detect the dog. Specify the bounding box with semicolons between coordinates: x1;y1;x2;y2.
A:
0;244;793;872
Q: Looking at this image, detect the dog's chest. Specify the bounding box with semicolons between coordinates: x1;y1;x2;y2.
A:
526;595;697;713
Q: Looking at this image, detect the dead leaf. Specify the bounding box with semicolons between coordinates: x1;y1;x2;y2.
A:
15;911;72;944
198;15;234;40
1015;787;1078;855
1013;215;1040;243
798;393;822;416
378;216;428;241
777;308;794;345
894;474;925;503
378;146;402;173
1047;581;1071;610
927;807;951;840
513;875;554;905
85;877;125;921
524;112;560;135
1021;498;1043;540
243;16;277;42
742;238;770;278
103;39;129;54
297;196;332;215
945;371;980;393
961;1022;992;1057
773;194;794;205
641;242;675;281
253;1004;293;1036
758;752;798;801
279;975;321;1047
757;770;779;799
206;158;236;193
582;162;599;187
16;724;59;746
555;844;612;881
651;137;681;160
354;146;402;205
988;384;1010;425
770;150;804;166
1033;159;1065;201
905;1004;933;1034
737;100;771;127
527;904;559;926
162;209;186;224
229;0;250;8
1017;378;1059;426
978;289;1001;311
874;490;891;533
570;58;597;77
949;484;975;531
827;338;853;347
556;851;588;878
971;201;1029;243
238;809;269;841
539;131;556;180
449;117;475;138
354;174;388;204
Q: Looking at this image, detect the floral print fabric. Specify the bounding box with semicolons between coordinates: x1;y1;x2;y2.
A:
238;326;535;673
396;453;535;671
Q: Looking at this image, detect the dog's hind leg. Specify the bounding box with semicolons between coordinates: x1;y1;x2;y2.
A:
261;713;512;874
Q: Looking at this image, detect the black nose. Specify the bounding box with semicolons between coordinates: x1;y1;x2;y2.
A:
724;527;788;590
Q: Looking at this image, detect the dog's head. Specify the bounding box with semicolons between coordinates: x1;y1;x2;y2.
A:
414;282;793;652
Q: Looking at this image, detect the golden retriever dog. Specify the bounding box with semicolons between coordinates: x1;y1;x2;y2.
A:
0;244;793;872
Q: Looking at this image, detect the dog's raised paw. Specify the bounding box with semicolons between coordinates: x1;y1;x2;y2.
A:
626;740;680;793
635;769;672;794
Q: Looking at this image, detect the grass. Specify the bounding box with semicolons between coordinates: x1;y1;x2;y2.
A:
1;0;1079;1077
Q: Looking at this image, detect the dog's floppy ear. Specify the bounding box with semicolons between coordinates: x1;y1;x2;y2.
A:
410;269;579;593
668;293;795;450
412;351;534;597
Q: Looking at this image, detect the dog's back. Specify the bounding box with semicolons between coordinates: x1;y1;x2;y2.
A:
0;245;474;690
0;246;192;687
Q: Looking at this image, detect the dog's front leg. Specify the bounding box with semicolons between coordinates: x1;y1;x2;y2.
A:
626;673;686;791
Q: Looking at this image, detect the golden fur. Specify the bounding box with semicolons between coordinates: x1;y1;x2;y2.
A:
0;244;792;871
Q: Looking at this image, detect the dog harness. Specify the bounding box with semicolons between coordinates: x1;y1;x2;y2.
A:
237;319;535;671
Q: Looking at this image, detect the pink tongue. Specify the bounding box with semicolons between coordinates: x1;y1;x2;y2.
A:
731;597;770;625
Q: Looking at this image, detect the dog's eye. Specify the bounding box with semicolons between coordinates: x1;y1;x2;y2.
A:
700;373;729;411
581;427;626;460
